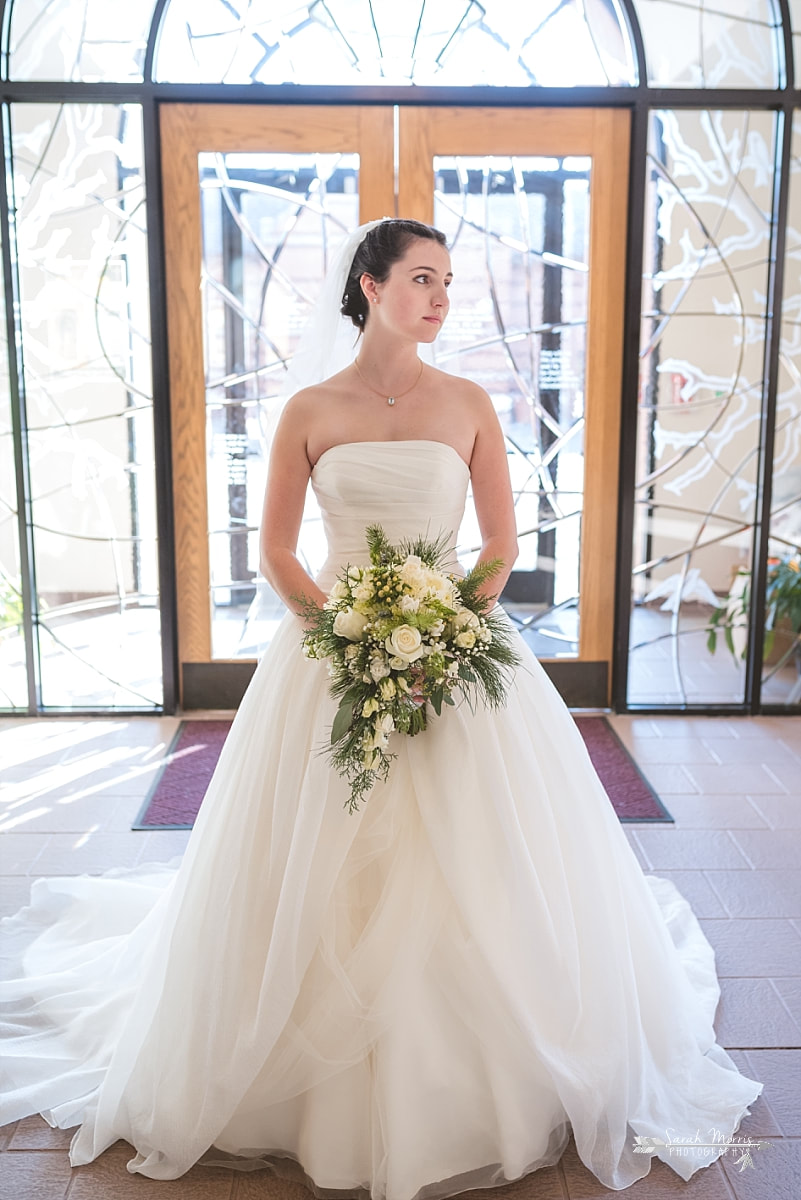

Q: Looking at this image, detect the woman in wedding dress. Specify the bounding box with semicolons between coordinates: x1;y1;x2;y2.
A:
1;218;763;1198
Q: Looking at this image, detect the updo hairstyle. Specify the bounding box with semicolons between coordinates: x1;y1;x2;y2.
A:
340;219;448;331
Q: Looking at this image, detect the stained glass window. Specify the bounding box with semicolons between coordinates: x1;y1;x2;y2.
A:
5;0;159;82
7;103;161;708
762;112;801;706
153;0;638;88
631;0;784;89
628;109;778;706
0;228;27;708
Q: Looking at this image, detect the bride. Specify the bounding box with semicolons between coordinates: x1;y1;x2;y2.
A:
0;218;762;1198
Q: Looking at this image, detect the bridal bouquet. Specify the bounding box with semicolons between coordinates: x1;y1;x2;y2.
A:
299;525;520;813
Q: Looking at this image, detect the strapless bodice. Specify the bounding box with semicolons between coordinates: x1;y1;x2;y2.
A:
311;440;470;589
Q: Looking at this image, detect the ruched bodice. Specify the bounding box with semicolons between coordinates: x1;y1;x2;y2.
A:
311;440;469;589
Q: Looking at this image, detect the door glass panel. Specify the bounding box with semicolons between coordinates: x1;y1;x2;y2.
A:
432;155;590;658
198;152;359;659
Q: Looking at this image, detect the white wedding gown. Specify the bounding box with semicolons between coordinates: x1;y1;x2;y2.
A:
1;440;762;1197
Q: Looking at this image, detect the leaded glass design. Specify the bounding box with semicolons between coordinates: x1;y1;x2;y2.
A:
762;112;801;706
199;152;359;659
8;103;161;708
628;109;777;706
432;156;590;658
632;0;784;89
791;0;801;86
155;0;637;87
5;0;158;82
0;228;27;708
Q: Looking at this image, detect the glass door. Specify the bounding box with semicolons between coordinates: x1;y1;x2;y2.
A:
161;104;629;708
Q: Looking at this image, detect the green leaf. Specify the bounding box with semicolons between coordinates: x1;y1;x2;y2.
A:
331;700;354;745
430;689;443;716
443;693;455;705
724;625;736;658
458;664;476;682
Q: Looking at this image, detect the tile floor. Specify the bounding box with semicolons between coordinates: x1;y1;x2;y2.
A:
0;712;799;1200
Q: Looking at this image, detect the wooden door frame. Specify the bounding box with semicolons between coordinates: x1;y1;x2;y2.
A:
160;104;394;697
161;103;629;707
399;107;630;695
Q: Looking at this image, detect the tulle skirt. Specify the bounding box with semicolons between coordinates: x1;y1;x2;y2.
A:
0;610;763;1197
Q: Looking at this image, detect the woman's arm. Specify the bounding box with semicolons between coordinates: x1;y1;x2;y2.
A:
259;394;328;622
467;388;519;606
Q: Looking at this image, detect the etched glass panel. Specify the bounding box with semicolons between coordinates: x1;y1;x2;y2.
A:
632;0;783;89
628;110;777;707
156;0;636;86
0;230;27;709
762;113;801;707
199;152;359;659
11;103;161;708
432;156;590;658
6;0;158;81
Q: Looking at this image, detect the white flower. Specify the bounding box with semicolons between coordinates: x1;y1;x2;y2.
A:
330;578;350;601
385;624;424;664
423;569;456;606
376;712;395;735
388;655;406;670
333;607;369;641
362;697;380;717
369;655;391;681
399;555;428;593
454;609;480;631
399;594;420;614
353;581;374;603
344;643;360;660
454;630;476;649
379;678;396;700
429;619;445;637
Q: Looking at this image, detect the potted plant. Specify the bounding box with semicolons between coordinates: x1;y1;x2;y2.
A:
706;553;801;675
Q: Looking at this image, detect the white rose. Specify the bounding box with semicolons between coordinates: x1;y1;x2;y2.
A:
454;630;476;649
330;578;350;601
376;712;395;735
385;624;424;664
333;607;368;641
399;594;420;614
423;569;456;606
399;556;428;593
388;655;406;670
353;581;374;603
369;655;391;681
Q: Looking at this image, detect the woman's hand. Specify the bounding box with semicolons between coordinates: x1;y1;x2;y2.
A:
467;387;519;604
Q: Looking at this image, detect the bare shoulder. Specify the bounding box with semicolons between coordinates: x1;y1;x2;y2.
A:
428;366;499;433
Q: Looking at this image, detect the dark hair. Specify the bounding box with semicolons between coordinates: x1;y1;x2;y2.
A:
340;219;448;331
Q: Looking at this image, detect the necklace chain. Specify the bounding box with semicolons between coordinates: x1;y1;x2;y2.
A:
354;357;423;406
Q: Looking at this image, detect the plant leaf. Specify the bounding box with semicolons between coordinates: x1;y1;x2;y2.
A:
331;700;354;745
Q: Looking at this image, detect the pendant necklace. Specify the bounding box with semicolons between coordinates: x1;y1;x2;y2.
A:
354;356;424;406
